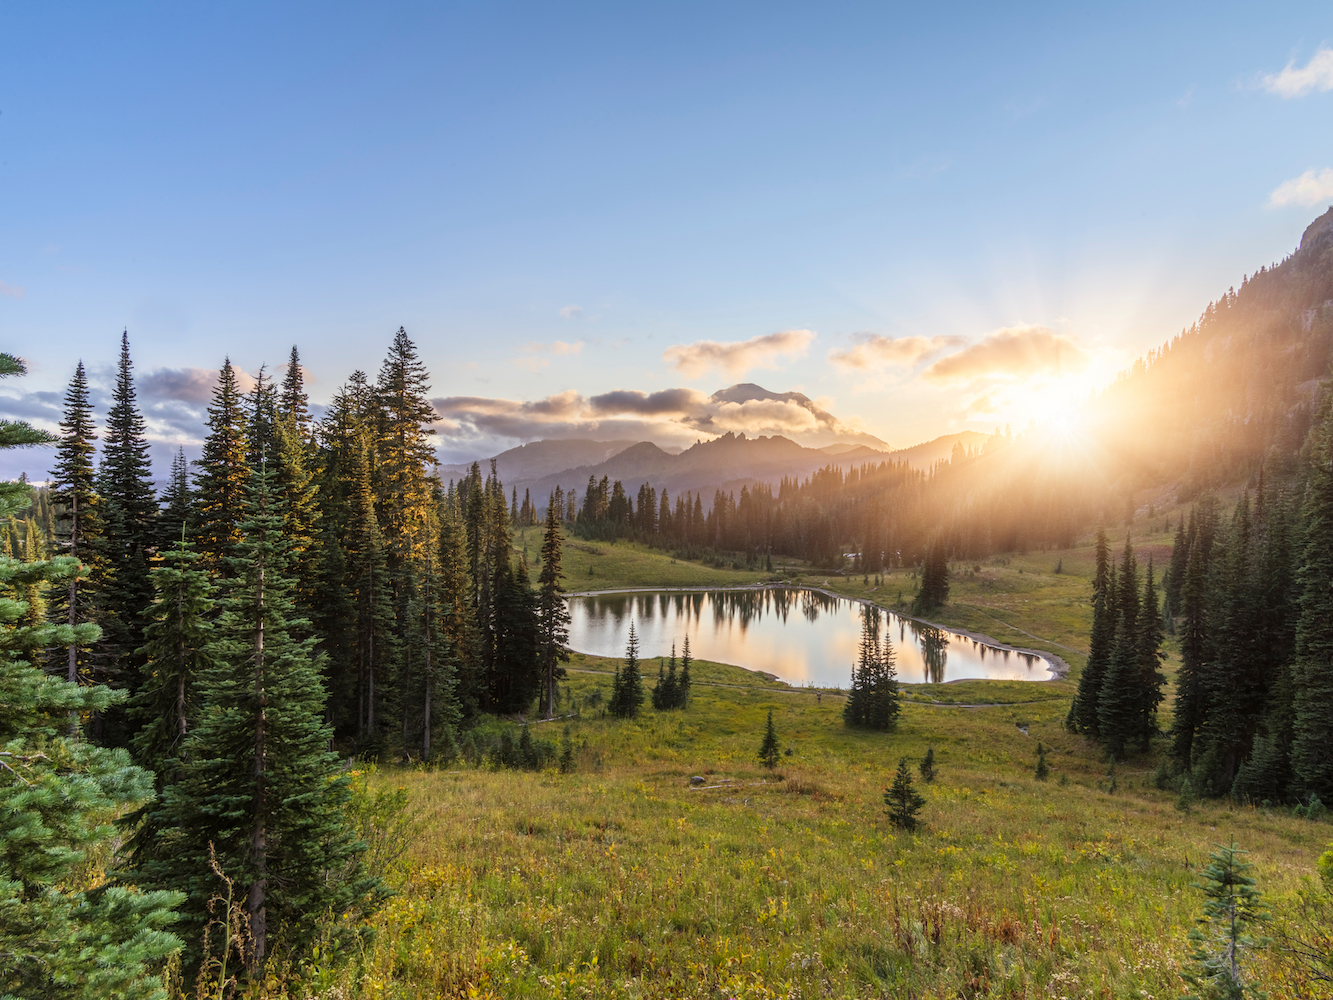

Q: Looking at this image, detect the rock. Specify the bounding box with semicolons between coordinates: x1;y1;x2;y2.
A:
690;775;705;785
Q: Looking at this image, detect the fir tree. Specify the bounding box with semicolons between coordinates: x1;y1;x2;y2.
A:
0;352;183;999
758;708;780;769
1182;842;1268;1000
95;332;158;741
132;454;379;975
279;345;312;441
1097;535;1140;759
1173;525;1213;770
536;498;570;718
1070;527;1113;735
559;725;575;773
884;756;926;831
1035;741;1050;780
47;360;102;688
610;622;644;719
912;539;949;613
678;634;692;705
156;448;192;551
919;747;936;783
193;359;251;574
652;645;681;710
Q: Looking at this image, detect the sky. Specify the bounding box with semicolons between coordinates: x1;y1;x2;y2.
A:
2;2;1333;474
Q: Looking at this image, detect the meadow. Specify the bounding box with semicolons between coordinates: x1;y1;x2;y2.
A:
288;520;1333;999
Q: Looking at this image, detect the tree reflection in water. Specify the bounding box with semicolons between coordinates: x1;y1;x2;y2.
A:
569;588;1048;686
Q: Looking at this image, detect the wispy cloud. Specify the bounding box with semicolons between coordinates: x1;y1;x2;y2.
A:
663;329;815;378
1262;46;1333;98
828;333;962;370
924;325;1088;384
1269;168;1333;208
0;280;25;300
559;304;583;319
512;340;585;372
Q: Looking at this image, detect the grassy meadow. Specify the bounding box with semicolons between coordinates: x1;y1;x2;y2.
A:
300;519;1331;999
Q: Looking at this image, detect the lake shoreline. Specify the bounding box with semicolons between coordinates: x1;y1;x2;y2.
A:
564;583;1070;684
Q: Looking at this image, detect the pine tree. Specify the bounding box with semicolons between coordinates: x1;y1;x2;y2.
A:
279;345;312;442
919;747;937;783
1291;390;1333;802
678;634;692;705
47;360;102;689
758;708;780;769
1097;535;1140;759
536;498;570;718
1070;527;1113;735
193;359;251;574
156;448;192;551
131;454;380;976
347;439;395;747
1182;842;1268;1000
0;351;183;999
95;332;158;741
128;543;216;777
1173;526;1213;770
1035;741;1050;781
652;646;680;710
884;756;926;831
610;622;644;719
912;539;949;613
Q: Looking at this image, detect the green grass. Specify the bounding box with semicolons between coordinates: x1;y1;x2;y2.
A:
313;651;1327;999
512;526;773;591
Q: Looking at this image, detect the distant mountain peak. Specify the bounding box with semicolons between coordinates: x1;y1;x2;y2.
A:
702;382;887;450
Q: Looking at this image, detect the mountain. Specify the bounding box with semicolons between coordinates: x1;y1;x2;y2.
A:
511;431;896;507
887;432;988;469
702;383;889;450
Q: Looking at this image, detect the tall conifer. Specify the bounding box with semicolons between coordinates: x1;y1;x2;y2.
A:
95;332;158;740
1070;527;1113;735
48;361;102;687
193;359;250;574
537;498;570;717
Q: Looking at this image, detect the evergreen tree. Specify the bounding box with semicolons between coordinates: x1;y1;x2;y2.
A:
132;454;379;975
437;490;480;718
884;756;926;831
1097;535;1140;759
156;448;192;551
1291;390;1333;802
652;645;680;710
347;439;395;747
919;747;936;783
279;345;312;442
0;351;183;999
610;622;644;719
1070;527;1113;735
1134;556;1167;749
193;359;251;574
843;606;899;729
129;543;216;777
1182;842;1268;1000
95;332;158;740
536;498;570;718
1035;741;1050;780
1173;522;1213;770
758;708;780;769
912;539;949;613
48;361;103;690
678;633;692;705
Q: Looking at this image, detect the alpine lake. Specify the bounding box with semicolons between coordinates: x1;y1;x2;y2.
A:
565;587;1055;688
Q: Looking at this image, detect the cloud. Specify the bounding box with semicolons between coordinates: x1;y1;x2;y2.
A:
512;340;585;372
587;387;706;416
828;334;963;370
430;379;879;461
1269;168;1333;208
1262;46;1333;98
559;305;583;319
663;329;815;378
924;325;1089;384
0;280;25;300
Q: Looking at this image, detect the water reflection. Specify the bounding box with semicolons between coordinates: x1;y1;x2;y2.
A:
566;588;1050;687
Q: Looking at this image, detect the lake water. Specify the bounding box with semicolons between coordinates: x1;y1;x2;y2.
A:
565;588;1053;687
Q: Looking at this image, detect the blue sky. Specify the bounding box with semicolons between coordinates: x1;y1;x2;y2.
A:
2;2;1332;472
